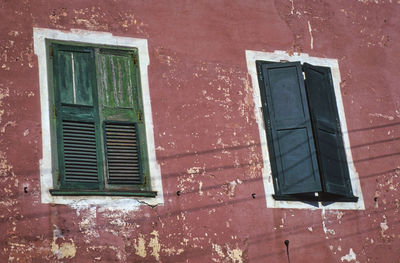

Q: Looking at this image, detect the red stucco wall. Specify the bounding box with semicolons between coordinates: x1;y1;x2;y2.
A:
0;0;399;262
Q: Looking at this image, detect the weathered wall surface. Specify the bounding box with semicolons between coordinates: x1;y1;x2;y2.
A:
0;0;399;262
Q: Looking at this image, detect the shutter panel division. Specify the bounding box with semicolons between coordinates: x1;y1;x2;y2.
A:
62;120;98;183
55;48;94;106
303;63;354;197
104;122;142;184
98;49;138;118
257;61;322;195
53;45;103;189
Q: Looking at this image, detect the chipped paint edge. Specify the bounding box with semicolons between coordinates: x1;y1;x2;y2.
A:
33;28;164;207
245;50;364;210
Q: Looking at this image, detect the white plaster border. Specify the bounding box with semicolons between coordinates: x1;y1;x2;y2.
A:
246;50;364;210
34;28;163;207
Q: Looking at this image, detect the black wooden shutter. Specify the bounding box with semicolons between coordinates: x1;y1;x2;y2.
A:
257;61;322;195
53;44;103;189
303;63;354;197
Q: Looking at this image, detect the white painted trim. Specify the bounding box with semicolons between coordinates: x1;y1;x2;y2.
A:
34;28;163;207
245;50;364;210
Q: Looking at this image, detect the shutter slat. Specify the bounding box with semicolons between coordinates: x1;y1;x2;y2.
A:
104;122;142;184
62;120;98;183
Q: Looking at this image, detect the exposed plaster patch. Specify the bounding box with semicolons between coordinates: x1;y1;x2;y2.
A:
133;235;147;258
340;248;357;262
321;209;336;238
187;166;202;174
238;76;254;123
72;7;109;31
78;207;99;241
163;247;184;256
199;181;203;195
369;113;395;121
307;21;314;49
149;230;161;261
118;12;148;35
222;179;243;198
156;145;165;151
380;215;389;237
51;225;76;259
212;243;243;263
1;121;16;133
0;86;10;124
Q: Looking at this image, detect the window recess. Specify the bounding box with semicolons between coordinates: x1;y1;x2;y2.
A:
256;60;357;202
49;43;155;197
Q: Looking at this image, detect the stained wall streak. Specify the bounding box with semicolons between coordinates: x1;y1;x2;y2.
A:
0;0;399;262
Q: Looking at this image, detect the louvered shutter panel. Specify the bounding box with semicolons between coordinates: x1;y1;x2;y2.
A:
98;49;147;186
104;122;142;184
257;61;322;195
53;45;103;189
303;63;354;197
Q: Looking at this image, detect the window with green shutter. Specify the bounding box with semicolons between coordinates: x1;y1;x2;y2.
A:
256;60;357;202
48;43;156;197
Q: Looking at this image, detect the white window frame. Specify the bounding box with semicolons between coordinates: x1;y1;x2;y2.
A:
34;28;163;207
246;50;364;210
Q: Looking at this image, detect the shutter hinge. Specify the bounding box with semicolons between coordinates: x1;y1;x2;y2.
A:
257;69;263;81
56;170;60;184
137;111;143;123
143;175;147;185
53;104;57;118
267;120;271;130
132;56;137;66
337;119;341;131
49;47;53;58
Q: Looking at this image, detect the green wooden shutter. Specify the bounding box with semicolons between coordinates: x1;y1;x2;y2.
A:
97;49;148;187
303;63;354;197
257;61;322;195
53;44;103;189
303;63;353;196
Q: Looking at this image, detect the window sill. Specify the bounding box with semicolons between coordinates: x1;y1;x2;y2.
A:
50;189;157;197
273;194;358;203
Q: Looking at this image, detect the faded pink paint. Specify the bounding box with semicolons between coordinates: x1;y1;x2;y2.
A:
0;0;399;262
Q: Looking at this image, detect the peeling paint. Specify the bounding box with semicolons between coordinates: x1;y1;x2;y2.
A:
149;230;161;261
133;235;147;258
341;248;357;262
51;225;77;259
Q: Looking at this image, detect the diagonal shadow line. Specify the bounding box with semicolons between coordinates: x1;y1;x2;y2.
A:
1;189;398;262
351;136;400;149
353;151;400;163
362;168;399;179
155;120;400;162
7;200;396;261
157;142;261;161
248;218;400;261
347;121;400;133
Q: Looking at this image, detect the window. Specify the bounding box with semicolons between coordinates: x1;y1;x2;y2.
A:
256;60;357;202
246;50;364;209
34;28;163;205
48;43;155;196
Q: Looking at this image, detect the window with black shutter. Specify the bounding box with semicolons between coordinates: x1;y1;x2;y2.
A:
256;60;357;202
48;43;156;197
